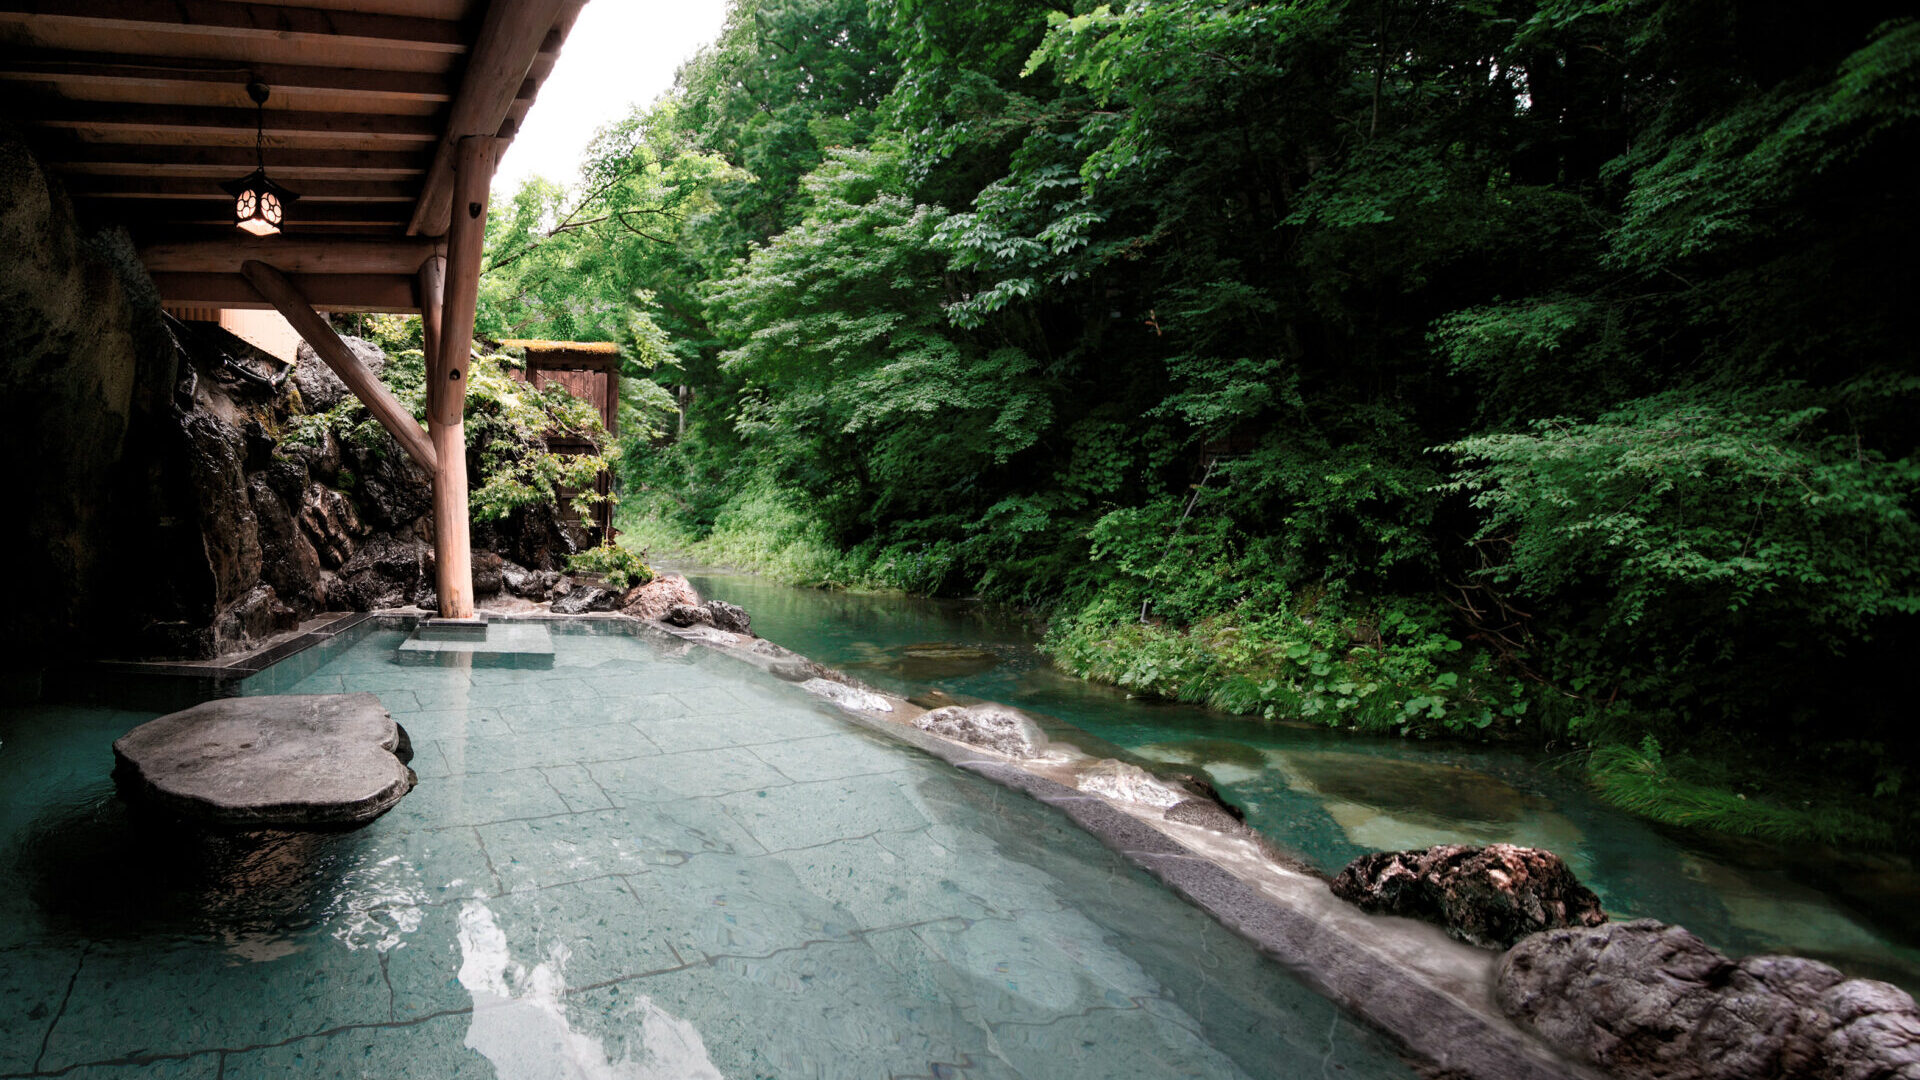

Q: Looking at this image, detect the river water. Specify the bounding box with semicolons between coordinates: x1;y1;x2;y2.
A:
681;567;1920;993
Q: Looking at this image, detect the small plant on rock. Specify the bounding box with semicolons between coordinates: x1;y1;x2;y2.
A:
568;543;654;590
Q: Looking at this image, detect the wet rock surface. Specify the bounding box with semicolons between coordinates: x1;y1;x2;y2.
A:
551;583;619;614
621;573;702;620
800;678;893;712
1331;842;1606;948
113;693;414;827
914;704;1048;758
1498;919;1920;1080
292;336;383;412
1164;798;1248;833
858;641;1002;680
706;599;751;634
1075;759;1189;808
502;561;561;601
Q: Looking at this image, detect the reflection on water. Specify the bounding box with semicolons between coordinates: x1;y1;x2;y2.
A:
457;898;723;1080
681;567;1920;993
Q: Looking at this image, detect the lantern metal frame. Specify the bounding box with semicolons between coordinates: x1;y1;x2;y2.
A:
220;80;299;235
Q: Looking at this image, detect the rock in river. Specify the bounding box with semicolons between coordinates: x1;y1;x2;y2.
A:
1498;918;1920;1080
113;693;414;827
1330;842;1606;948
914;703;1048;758
800;677;893;713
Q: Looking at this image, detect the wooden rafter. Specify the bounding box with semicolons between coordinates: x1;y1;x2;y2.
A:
0;1;468;52
408;0;572;236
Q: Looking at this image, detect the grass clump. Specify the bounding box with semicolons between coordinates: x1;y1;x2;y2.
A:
1586;739;1897;848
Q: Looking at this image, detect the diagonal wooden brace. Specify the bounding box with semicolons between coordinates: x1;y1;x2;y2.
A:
240;259;437;472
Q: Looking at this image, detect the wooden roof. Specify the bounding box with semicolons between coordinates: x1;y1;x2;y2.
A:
0;0;589;311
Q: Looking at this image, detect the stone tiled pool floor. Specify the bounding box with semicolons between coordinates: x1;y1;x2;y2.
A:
0;624;1416;1079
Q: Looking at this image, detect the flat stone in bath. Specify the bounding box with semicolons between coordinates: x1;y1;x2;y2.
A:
112;693;414;827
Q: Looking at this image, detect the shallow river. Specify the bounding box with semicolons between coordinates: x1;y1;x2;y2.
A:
682;567;1920;993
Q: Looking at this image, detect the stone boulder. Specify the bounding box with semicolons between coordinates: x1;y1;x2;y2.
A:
1498;919;1920;1080
113;693;414;827
1164;798;1248;833
551;583;619;614
292;335;384;413
662;599;753;633
800;678;893;713
342;432;432;531
706;600;751;634
1075;759;1188;808
298;482;364;569
914;704;1048;758
501;561;560;601
328;535;427;611
1331;843;1606;949
472;550;505;596
621;573;702;620
247;475;323;610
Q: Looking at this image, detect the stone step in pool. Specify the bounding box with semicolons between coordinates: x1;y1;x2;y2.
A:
394;619;556;669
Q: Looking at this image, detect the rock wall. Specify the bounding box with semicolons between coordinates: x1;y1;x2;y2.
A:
2;131;587;662
0;125;174;658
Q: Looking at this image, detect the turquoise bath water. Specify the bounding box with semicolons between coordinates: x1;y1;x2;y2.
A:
680;570;1920;994
0;620;1415;1079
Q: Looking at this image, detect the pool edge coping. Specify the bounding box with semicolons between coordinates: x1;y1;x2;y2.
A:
628;613;1599;1080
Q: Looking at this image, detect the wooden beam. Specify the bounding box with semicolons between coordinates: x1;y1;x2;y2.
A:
42;143;431;178
141;237;442;275
427;136;496;619
79;199;413;226
152;271;419;312
71;176;416;201
240;260;436;470
0;2;468;51
408;0;570;236
32;101;439;143
0;51;456;104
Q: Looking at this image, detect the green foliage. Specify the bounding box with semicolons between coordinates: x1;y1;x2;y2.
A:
1440;383;1920;721
483;0;1919;846
287;349;615;525
566;543;654;591
1047;590;1532;738
1586;740;1897;848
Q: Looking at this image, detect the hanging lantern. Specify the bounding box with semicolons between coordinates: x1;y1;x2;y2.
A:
221;81;298;236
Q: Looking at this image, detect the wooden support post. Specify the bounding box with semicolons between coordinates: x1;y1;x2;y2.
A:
426;136;494;620
239;259;436;471
416;253;446;372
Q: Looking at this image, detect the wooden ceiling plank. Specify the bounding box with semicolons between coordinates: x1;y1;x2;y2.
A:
77;198;414;225
408;0;576;236
0;51;453;103
0;1;468;50
68;175;417;200
43;143;430;178
31;101;439;141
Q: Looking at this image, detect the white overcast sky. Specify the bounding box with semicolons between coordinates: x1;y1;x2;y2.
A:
494;0;733;193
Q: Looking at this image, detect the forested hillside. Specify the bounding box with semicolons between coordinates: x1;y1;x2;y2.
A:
478;0;1920;843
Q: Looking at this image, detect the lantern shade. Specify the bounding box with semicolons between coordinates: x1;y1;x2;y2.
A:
220;167;298;236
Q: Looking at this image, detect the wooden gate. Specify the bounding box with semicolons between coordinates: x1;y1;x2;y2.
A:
500;339;620;542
